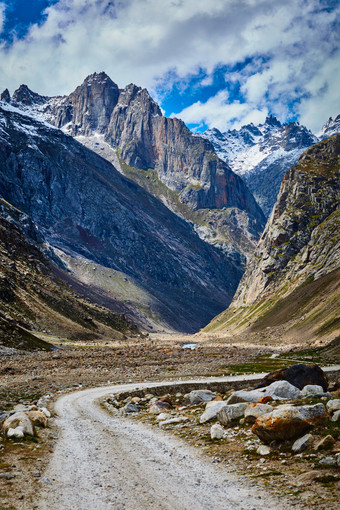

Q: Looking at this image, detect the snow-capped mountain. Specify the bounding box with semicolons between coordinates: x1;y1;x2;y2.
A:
203;115;319;216
318;114;340;140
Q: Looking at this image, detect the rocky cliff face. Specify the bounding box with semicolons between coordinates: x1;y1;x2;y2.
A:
318;114;340;141
203;116;318;217
0;198;136;351
0;102;242;333
3;73;265;258
205;135;340;343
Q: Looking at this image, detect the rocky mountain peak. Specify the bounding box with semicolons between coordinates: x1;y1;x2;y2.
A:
12;84;48;106
0;89;10;103
264;114;282;128
318;114;340;140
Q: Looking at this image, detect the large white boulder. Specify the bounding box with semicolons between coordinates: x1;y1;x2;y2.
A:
244;403;273;424
199;401;227;424
217;403;248;425
3;412;35;437
227;380;301;404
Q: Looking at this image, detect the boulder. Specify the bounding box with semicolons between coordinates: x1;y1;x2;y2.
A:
244;403;273;424
227;380;300;404
27;411;48;427
326;399;340;414
257;364;328;391
148;401;172;414
319;456;337;466
315;435;336;451
256;445;271;455
156;413;172;422
300;385;329;397
331;410;340;422
123;403;139;413
3;412;35;437
251;403;326;443
183;390;215;405
199;401;227;424
217;403;248;425
292;433;313;453
335;452;340;467
210;423;224;440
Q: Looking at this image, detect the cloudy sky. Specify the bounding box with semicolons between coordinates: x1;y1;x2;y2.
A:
0;0;339;132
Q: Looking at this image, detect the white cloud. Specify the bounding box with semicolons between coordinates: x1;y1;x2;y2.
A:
0;0;338;133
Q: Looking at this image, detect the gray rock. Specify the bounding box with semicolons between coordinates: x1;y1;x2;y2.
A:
256;445;271;455
326;399;340;414
244;403;273;423
335;452;340;467
227;380;300;404
123;403;139;413
148;402;172;414
210;423;224;440
331;410;340;422
199;401;227;423
155;413;172;422
319;457;337;467
183;390;216;405
159;417;189;426
0;473;15;479
300;385;326;397
292;433;313;453
217;403;248;425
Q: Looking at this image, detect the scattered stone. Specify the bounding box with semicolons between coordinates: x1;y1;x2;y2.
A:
292;433;313;453
183;390;216;405
156;413;172;422
217;403;248;425
300;385;329;397
257;363;328;391
39;407;51;418
27;410;48;427
130;397;141;404
256;445;271;455
0;473;15;479
210;423;224;440
315;434;336;451
244;403;273;424
159;417;189;426
326;399;340;414
227;380;300;404
335;452;340;467
148;401;172;414
252;403;326;442
199;401;227;424
3;412;35;437
123;403;139;413
319;456;337;466
331;410;340;422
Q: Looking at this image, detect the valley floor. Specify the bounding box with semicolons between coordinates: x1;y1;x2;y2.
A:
0;333;339;509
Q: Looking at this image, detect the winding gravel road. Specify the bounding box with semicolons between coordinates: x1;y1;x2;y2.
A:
38;373;340;510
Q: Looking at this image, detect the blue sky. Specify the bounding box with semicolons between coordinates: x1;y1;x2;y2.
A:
0;0;339;133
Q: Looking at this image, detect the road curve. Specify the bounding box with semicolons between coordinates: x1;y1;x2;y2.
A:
37;372;339;510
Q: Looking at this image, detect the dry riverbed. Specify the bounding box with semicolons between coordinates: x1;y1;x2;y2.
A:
0;334;339;509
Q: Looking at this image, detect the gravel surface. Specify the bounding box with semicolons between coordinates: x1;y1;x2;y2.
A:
37;381;293;510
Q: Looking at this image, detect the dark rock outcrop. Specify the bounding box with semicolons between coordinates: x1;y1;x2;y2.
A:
257;364;329;391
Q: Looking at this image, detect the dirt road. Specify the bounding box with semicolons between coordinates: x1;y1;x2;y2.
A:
37;378;294;510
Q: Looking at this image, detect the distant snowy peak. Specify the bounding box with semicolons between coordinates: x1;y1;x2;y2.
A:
318;114;340;140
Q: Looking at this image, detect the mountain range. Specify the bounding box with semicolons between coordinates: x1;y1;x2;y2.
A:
0;74;267;339
203;114;340;217
1;72;339;347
